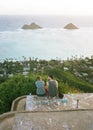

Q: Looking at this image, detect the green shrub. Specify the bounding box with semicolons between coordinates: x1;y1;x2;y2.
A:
0;74;36;114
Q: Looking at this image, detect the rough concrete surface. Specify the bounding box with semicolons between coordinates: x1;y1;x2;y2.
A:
1;93;93;130
12;110;93;130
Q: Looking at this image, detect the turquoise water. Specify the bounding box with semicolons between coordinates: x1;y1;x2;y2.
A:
0;15;93;60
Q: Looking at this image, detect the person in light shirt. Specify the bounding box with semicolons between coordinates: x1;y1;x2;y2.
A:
35;76;46;96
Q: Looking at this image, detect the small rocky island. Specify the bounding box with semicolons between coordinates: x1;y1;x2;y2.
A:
64;23;79;29
22;22;42;30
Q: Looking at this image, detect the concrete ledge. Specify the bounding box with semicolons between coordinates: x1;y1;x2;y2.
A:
0;111;16;130
11;95;27;111
13;110;93;130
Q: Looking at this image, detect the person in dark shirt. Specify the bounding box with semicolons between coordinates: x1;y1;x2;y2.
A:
46;75;58;98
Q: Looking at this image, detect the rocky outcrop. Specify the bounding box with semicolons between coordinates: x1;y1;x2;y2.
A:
64;23;78;29
22;22;42;30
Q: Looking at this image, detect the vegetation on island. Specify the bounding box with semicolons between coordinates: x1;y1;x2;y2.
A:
22;22;42;30
0;55;93;114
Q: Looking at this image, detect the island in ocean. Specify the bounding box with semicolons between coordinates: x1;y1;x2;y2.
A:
22;22;42;30
64;23;79;29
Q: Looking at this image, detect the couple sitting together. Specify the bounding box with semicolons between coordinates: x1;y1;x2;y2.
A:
35;75;58;98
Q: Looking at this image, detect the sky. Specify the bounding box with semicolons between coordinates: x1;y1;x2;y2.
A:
0;0;93;15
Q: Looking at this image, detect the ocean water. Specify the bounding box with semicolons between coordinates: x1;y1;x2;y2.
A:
0;15;93;60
